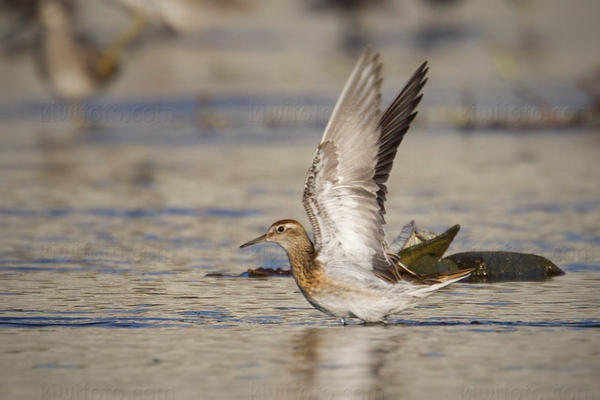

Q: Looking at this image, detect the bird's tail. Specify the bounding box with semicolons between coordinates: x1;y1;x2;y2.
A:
434;268;475;283
412;267;475;298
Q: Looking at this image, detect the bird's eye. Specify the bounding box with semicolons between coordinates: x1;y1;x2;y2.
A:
277;226;285;233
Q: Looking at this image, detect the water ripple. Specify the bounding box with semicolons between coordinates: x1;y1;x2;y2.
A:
0;315;597;329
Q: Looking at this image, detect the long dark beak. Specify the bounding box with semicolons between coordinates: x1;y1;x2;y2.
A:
239;233;267;248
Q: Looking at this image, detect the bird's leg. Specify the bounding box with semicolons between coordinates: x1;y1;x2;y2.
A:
95;11;146;78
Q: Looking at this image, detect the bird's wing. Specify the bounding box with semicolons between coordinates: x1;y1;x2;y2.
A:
302;47;428;282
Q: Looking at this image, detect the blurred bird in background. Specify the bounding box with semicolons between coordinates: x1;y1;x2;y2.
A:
1;0;145;133
36;0;145;131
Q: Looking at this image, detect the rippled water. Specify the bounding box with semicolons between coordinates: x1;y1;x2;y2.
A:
0;123;599;399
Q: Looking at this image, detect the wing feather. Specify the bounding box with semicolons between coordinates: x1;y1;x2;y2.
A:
375;62;428;215
303;48;428;283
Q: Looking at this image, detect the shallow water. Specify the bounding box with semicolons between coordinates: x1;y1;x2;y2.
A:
0;124;599;399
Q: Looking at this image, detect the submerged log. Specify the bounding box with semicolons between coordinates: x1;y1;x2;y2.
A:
245;267;291;277
395;224;564;282
443;251;564;282
206;267;292;278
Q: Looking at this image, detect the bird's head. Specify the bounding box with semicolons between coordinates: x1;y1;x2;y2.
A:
240;219;311;252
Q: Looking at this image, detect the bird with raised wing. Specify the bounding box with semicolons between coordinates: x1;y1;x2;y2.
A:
240;48;473;324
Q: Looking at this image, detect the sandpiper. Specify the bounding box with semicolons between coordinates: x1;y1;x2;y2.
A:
241;48;473;324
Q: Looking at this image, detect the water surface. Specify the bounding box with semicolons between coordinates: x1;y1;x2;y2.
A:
0;127;599;399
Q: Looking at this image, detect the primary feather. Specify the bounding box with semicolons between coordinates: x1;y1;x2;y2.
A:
303;47;428;283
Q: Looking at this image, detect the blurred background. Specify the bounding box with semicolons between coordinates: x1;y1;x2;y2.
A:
1;1;599;399
0;0;599;260
1;0;599;141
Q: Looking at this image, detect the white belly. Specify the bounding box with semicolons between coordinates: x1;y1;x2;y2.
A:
301;283;417;323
